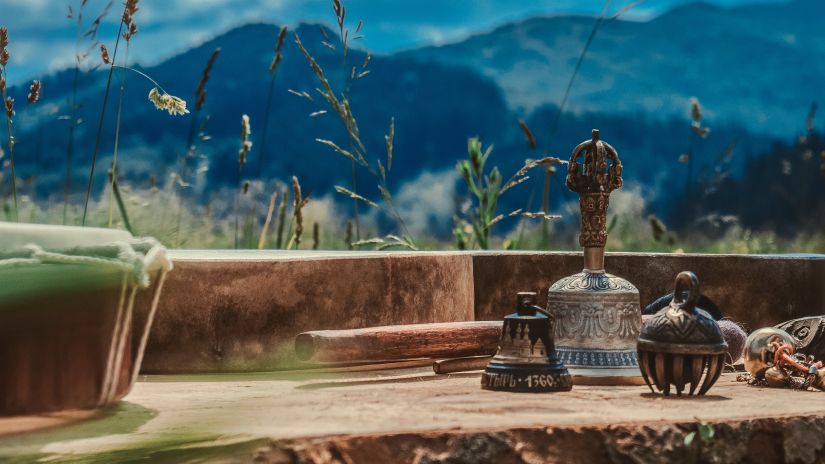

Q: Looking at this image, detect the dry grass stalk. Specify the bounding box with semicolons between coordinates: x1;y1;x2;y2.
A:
269;26;287;74
239;114;252;168
100;44;110;64
806;102;817;134
122;0;139;41
501;156;565;194
66;1;113;224
294;32;366;156
107;42;131;229
518;119;537;149
385;117;394;170
81;6;127;225
195;48;220;111
235;115;252;248
334;185;377;207
312;222;320;250
256;26;288;182
345;220;353;249
275;187;288;248
0;26;18;220
26;80;41;104
690;97;710;138
257;190;278;249
287;176;309;249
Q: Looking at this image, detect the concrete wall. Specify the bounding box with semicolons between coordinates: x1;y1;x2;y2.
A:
139;251;825;373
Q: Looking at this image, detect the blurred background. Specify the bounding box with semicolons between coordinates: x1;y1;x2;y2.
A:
1;0;823;251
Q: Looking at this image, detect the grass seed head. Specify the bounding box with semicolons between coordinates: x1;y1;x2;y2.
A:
27;80;41;103
148;87;189;116
4;96;13;118
196;48;220;111
0;27;10;66
122;0;139;41
690;97;702;122
100;44;110;64
238;114;252;167
269;26;288;74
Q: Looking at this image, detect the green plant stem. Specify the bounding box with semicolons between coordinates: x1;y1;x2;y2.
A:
1;66;18;222
81;18;125;226
108;45;129;228
110;65;167;93
256;73;277;179
111;176;133;233
234;166;242;249
64;19;83;225
275;188;287;249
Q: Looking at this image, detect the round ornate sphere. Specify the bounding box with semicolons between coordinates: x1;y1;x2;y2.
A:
743;327;795;378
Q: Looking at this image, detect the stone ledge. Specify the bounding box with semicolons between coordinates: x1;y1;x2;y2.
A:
141;251;825;372
260;415;825;464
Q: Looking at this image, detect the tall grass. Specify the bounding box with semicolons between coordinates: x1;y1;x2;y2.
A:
65;1;112;224
293;1;415;250
0;27;21;222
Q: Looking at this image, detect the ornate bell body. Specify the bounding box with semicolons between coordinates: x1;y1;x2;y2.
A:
482;292;572;392
547;130;643;382
637;271;727;395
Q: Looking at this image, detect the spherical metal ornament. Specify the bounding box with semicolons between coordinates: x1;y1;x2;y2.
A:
743;327;795;379
637;271;727;396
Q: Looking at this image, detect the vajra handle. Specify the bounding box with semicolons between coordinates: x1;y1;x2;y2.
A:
566;129;623;248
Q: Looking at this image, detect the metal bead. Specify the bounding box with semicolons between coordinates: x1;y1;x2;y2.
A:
743;327;795;379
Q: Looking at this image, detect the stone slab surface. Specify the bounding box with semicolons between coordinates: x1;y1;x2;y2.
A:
144;252;474;372
473;252;825;329
143;251;825;373
2;367;824;462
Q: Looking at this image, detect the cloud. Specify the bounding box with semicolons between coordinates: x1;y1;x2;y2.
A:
392;168;459;236
3;0;779;85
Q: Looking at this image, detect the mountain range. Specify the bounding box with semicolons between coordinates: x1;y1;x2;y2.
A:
5;0;820;230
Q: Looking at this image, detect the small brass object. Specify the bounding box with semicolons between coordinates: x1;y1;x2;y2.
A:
743;327;796;378
775;316;825;361
481;292;572;392
743;328;825;390
547;130;642;382
637;271;727;395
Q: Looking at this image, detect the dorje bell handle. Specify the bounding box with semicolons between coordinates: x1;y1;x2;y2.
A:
566;129;623;272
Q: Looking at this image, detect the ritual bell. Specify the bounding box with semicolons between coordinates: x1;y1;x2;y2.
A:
481;292;572;392
546;130;643;383
637;271;727;395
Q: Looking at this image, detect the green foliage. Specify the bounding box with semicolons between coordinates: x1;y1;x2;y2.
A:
455;137;564;250
456;138;501;250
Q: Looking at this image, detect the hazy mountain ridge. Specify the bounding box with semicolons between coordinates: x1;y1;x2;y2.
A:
5;2;809;225
403;0;825;135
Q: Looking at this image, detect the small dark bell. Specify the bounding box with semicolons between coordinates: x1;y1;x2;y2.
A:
637;272;727;396
481;292;573;392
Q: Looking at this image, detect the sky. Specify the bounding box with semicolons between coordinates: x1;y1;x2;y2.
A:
1;0;785;85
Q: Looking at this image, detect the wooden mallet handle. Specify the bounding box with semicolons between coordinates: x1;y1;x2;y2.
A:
295;321;501;364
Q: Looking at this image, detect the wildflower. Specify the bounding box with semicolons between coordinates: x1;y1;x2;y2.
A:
27;80;41;103
148;87;189;116
4;96;13;118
